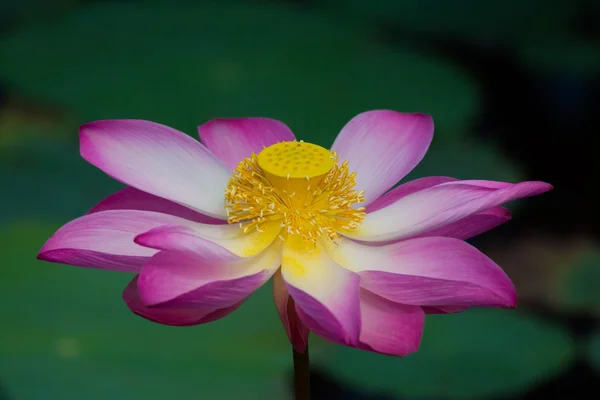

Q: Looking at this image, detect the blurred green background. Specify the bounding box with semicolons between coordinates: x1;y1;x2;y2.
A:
0;0;598;399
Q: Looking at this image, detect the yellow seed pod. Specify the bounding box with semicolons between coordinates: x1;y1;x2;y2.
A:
257;141;334;179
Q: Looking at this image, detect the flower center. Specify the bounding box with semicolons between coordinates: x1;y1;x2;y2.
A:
225;141;366;243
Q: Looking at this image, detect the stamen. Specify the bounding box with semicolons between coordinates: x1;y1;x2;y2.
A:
224;141;366;243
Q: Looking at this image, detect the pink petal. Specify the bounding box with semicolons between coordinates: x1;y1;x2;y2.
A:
272;270;309;353
367;177;511;241
329;236;516;307
137;242;281;307
415;206;511;240
37;210;195;272
123;276;244;326
134;220;282;259
357;289;424;357
281;238;361;346
350;180;552;242
135;225;242;263
331;111;434;205
80;120;230;219
88;186;225;224
198;118;296;170
366;176;457;213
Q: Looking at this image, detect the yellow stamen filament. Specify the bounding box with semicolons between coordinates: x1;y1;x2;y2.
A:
224;141;366;244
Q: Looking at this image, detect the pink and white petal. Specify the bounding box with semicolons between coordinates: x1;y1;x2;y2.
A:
37;210;195;272
281;237;361;346
88;186;225;224
135;225;242;263
328;236;516;307
135;220;282;258
273;270;309;353
138;240;282;307
331;111;434;205
198;118;296;170
414;206;511;240
370;207;511;245
454;180;515;189
366;176;457;213
358;289;424;357
366;177;511;241
80;120;230;219
123;276;244;326
348;180;552;242
294;306;345;346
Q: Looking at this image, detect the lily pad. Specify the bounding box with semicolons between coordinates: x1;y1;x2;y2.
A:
0;224;292;400
319;0;576;43
0;0;74;33
313;308;574;399
0;1;479;143
0;137;121;223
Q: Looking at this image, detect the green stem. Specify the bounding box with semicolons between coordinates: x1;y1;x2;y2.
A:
292;343;310;400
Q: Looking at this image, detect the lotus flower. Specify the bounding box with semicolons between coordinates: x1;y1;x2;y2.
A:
38;110;551;356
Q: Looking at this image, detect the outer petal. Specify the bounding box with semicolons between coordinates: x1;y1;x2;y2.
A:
37;210;195;272
328;236;516;307
422;305;468;314
349;180;552;242
137;241;282;307
123;276;245;326
136;226;242;264
370;207;512;245
273;270;309;353
88;186;225;224
198;118;296;170
331;111;433;205
281;237;361;346
367;177;511;241
80;120;230;218
357;289;424;356
366;176;456;213
416;206;511;240
134;220;282;258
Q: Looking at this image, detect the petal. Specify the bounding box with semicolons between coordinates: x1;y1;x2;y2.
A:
198;118;296;170
357;289;424;357
137;241;282;307
415;206;511;240
281;236;361;346
328;236;516;307
366;177;511;241
272;270;309;353
135;220;282;258
349;180;552;242
80;120;230;218
370;207;511;244
422;305;468;314
123;276;244;326
37;210;195;272
331;111;434;205
136;225;242;263
88;186;225;224
366;176;456;213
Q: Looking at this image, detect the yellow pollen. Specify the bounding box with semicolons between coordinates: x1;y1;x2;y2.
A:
224;140;366;244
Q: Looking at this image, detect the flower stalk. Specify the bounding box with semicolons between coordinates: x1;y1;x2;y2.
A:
293;343;310;400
